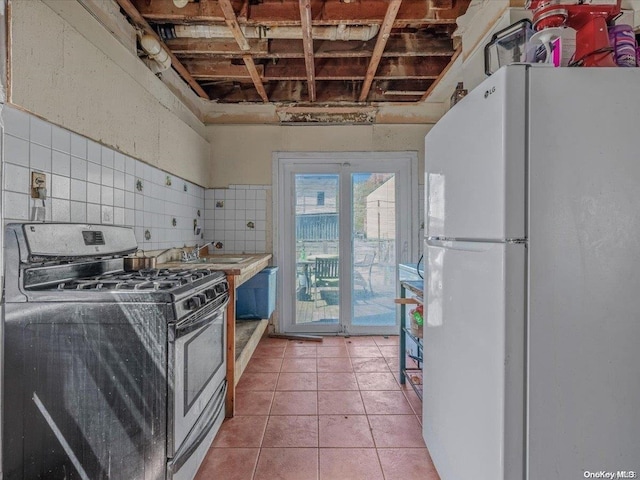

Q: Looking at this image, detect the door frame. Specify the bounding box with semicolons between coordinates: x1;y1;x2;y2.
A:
272;151;419;335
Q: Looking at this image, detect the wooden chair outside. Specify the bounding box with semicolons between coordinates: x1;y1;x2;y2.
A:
354;251;376;297
313;257;340;306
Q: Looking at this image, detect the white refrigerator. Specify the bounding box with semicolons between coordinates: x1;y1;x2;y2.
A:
423;65;640;480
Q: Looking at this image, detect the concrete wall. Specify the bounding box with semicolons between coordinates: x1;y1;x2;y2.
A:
8;0;209;186
207;124;432;188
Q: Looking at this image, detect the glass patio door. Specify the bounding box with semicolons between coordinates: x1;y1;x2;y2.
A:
350;172;397;334
276;153;417;335
294;172;341;330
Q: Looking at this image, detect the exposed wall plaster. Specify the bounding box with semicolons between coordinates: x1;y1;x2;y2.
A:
9;0;210;186
207;123;431;188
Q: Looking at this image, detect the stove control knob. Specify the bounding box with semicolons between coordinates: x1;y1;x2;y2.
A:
196;293;207;305
204;289;215;300
188;296;202;310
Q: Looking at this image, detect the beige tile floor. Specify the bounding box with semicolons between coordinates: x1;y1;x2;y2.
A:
195;335;441;480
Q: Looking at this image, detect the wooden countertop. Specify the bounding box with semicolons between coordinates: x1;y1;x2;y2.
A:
161;253;272;283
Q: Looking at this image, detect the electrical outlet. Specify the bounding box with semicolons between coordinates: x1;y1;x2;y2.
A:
31;172;47;199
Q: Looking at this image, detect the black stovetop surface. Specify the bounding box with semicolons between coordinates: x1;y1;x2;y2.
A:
56;268;223;292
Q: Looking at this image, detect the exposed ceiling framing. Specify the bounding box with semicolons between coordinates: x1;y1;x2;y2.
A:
118;0;471;111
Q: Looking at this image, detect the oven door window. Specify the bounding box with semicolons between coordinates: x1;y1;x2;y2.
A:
183;314;224;412
172;298;228;455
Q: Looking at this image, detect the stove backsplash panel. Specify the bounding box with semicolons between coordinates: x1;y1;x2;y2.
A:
1;105;205;250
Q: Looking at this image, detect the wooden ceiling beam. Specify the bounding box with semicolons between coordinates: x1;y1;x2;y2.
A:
167;38;269;55
243;55;270;102
217;0;250;51
420;46;460;101
217;0;269;101
114;0;210;99
359;0;402;102
184;56;450;80
238;0;250;21
169;36;453;59
203;79;435;103
249;0;431;24
132;0;466;25
248;1;302;25
320;0;425;23
257;57;448;80
130;0;225;22
123;0;473;105
429;0;454;9
299;0;316;102
183;59;264;79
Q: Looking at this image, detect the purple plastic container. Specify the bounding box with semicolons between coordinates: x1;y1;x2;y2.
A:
608;24;637;67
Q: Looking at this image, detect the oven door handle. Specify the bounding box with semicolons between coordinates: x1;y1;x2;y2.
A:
175;299;229;339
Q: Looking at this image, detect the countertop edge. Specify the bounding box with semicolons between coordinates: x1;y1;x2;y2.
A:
160;253;273;278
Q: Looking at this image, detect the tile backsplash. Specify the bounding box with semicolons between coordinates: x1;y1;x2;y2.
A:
204;185;270;254
1;105;205;250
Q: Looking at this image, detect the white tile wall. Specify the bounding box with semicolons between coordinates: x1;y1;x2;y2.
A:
204;184;270;254
1;106;205;250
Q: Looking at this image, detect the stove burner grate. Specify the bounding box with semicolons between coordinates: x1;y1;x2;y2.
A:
55;268;217;291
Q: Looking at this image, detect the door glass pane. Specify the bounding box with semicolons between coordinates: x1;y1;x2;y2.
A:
351;173;396;327
294;174;340;326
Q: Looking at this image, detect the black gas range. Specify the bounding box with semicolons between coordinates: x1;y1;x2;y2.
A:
2;223;229;480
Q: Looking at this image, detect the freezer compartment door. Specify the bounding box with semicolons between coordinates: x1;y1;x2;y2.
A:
423;239;525;480
425;65;526;241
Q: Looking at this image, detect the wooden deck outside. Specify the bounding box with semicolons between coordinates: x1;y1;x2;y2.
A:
295;263;396;327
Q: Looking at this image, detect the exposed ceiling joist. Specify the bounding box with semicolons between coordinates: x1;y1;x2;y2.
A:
167;38;269;56
121;0;472;108
429;0;454;10
184;56;449;80
298;0;316;102
269;57;448;80
168;36;454;59
243;55;269;102
359;0;402;102
218;0;268;101
132;0;463;25
421;46;460;101
238;0;249;21
186;59;263;79
133;0;225;22
217;0;250;51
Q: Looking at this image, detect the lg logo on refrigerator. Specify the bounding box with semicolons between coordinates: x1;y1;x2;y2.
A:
484;86;496;98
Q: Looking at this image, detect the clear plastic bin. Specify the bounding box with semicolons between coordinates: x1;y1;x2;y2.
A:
484;19;536;75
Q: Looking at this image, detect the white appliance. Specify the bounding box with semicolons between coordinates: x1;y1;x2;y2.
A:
423;65;640;480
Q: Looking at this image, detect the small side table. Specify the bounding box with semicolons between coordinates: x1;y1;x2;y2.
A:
396;280;424;400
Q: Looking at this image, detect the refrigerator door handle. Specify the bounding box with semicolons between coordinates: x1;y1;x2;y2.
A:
426;238;497;252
